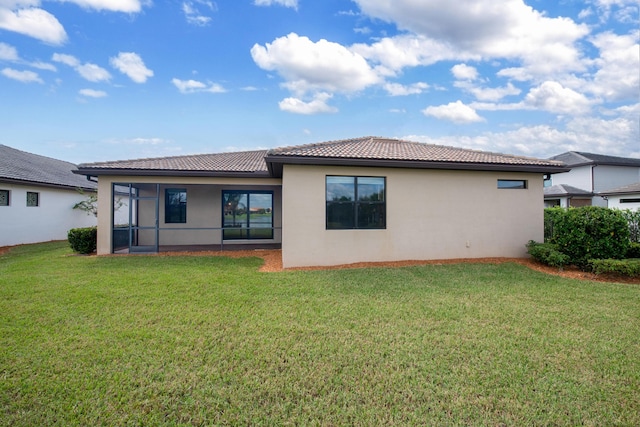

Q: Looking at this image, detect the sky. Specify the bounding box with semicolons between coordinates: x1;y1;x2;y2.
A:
0;0;638;164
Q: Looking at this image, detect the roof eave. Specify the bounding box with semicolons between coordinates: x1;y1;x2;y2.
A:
73;168;273;179
264;155;570;177
0;176;97;192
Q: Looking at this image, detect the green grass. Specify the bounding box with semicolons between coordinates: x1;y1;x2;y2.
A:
1;241;639;426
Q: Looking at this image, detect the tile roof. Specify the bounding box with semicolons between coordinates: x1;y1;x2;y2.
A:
0;144;97;190
544;184;593;197
599;182;640;195
266;136;567;173
77;150;270;175
549;151;640;167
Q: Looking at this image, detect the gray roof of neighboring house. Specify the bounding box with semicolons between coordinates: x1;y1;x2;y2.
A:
0;144;97;191
599;182;640;196
77;150;270;177
544;184;593;198
549;151;640;168
75;136;569;178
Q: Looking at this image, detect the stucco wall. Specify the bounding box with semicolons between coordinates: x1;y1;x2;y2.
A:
607;195;640;211
0;182;97;246
96;176;282;254
281;165;545;268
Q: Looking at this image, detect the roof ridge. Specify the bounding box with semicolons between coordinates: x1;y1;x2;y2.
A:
79;149;269;167
0;144;78;167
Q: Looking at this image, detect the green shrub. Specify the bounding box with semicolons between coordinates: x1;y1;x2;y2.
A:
627;242;640;259
526;240;570;268
68;227;97;254
589;259;640;277
553;207;630;270
543;207;566;243
618;209;640;244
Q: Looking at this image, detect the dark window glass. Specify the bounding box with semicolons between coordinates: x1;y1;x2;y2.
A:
0;190;9;206
26;191;39;207
223;191;273;240
497;179;527;189
326;176;385;229
620;198;640;203
165;189;186;223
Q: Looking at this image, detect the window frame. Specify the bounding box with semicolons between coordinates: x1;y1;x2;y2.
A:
164;188;187;224
222;190;274;240
620;198;640;204
326;175;386;230
0;189;9;206
26;191;39;207
497;179;528;189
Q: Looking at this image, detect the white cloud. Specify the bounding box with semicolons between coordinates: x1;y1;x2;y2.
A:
524;81;591;115
383;81;428;96
422;100;484;124
278;92;338;114
0;7;67;45
251;32;380;96
1;67;42;83
0;42;18;60
587;31;639;102
254;0;297;9
76;62;111;82
110;52;153;83
79;88;107;98
172;77;226;94
455;81;521;102
59;0;144;13
53;53;111;82
183;0;216;26
451;64;478;80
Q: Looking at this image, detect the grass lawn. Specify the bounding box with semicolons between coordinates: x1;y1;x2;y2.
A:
1;242;639;426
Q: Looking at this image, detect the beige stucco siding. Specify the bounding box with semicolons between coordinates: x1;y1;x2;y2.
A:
281;164;544;268
96;175;282;254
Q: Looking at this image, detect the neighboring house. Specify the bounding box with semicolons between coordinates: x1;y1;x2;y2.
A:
545;151;640;207
543;184;594;208
599;182;640;211
75;136;568;268
0;144;98;246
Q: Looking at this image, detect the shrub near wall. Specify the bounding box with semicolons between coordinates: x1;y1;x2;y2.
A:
68;227;97;255
553;207;630;269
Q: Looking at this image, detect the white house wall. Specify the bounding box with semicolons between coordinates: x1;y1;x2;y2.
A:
593;165;640;193
281;165;545;268
550;166;593;191
607;196;640;210
0;182;96;246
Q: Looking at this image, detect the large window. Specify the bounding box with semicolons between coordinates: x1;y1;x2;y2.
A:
223;191;273;240
326;176;385;229
165;188;186;223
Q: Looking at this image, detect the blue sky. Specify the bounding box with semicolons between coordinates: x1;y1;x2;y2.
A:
1;0;638;164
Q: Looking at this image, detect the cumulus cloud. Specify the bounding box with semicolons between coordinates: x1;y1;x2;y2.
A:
79;88;107;98
278;92;337;114
254;0;297;9
0;42;18;61
59;0;144;13
587;31;639;102
251;32;380;96
0;7;67;44
383;81;428;96
422;100;484;124
1;67;42;83
451;64;478;80
524;81;591;115
172;77;226;94
53;53;111;82
110;52;153;83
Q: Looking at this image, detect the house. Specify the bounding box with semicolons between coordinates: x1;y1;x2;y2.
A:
74;137;568;268
0;144;98;246
543;184;594;208
545;152;640;207
599;182;640;211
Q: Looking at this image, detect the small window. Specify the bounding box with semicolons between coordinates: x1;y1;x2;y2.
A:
497;179;527;189
0;189;9;206
326;176;385;229
26;191;39;207
620;198;640;203
165;189;186;223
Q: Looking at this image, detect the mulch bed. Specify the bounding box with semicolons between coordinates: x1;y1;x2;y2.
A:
2;245;638;284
